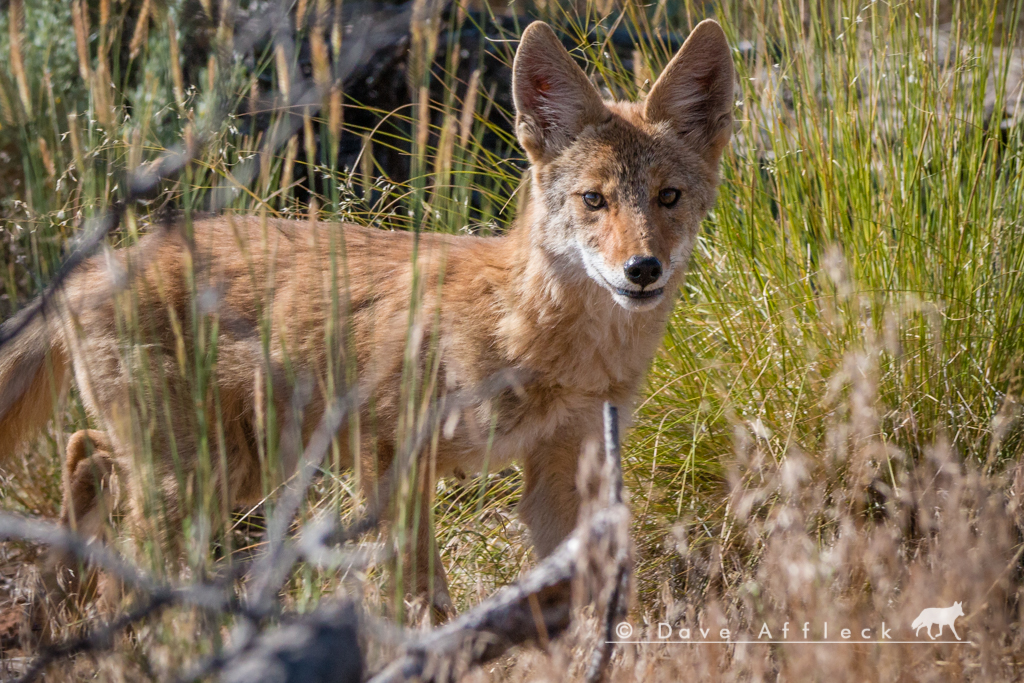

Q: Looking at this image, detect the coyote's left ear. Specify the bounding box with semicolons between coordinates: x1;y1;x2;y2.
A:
644;19;735;165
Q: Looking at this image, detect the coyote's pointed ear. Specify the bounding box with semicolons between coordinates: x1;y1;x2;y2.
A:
512;22;609;163
644;19;735;165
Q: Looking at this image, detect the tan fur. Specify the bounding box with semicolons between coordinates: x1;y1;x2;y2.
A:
0;20;734;613
0;307;69;452
60;429;115;532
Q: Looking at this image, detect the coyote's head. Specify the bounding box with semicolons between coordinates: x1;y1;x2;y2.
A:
512;20;734;311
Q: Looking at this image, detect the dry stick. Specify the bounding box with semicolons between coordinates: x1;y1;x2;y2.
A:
368;404;632;683
584;403;629;683
0;514;229;609
217;599;363;683
14;593;175;683
176;368;532;683
589;563;629;682
0;513;256;683
603;403;623;507
247;367;531;619
368;509;630;683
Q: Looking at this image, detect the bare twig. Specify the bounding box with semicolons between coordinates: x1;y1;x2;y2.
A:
14;592;174;683
0;513;226;609
368;403;632;683
178;367;531;683
368;504;630;683
603;403;623;507
0;513;254;683
585;403;629;683
218;600;362;683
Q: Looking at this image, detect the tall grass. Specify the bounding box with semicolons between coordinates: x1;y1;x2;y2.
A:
628;0;1024;600
1;0;1023;679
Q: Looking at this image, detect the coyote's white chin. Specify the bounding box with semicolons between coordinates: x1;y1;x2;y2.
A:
577;241;670;312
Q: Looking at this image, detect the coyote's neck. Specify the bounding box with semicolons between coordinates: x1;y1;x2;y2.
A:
494;212;672;396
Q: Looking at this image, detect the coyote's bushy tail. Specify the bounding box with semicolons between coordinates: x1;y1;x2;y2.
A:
0;306;68;462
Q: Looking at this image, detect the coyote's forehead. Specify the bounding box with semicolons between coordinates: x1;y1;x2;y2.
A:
537;105;718;216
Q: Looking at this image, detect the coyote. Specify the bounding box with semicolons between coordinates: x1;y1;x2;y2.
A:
912;602;964;640
0;20;734;614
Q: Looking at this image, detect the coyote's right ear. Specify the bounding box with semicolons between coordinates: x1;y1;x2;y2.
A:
512;22;609;163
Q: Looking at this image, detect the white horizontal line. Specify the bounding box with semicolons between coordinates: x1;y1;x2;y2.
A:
611;641;972;645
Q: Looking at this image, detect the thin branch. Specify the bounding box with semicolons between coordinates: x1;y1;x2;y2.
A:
585;403;629;683
14;592;174;683
0;513;258;682
603;403;623;507
246;387;363;620
368;504;630;683
1;514;170;602
369;403;632;683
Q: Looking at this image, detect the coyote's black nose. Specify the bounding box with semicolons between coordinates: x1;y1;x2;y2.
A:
624;256;662;287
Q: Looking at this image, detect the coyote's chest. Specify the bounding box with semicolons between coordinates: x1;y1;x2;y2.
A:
434;308;658;474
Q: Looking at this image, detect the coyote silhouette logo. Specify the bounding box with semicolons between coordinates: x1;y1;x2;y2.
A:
911;602;964;640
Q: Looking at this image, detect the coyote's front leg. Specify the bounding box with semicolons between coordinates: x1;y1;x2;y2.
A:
519;434;600;558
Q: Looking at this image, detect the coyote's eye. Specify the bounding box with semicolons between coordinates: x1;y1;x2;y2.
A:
658;188;681;208
582;191;606;209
